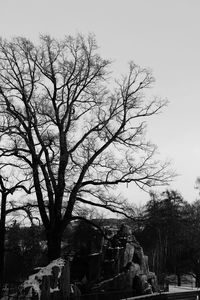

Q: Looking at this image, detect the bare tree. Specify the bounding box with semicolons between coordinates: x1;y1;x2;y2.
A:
0;34;173;261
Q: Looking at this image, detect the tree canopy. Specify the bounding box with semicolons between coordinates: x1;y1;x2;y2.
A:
0;34;172;260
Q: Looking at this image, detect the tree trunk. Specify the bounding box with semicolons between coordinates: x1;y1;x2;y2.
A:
0;193;6;297
0;222;6;297
46;230;62;262
196;272;200;288
177;273;181;286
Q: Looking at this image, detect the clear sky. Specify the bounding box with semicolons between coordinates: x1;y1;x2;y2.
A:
1;0;200;205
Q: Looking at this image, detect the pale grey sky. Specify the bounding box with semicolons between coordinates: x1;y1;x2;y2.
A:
1;0;200;204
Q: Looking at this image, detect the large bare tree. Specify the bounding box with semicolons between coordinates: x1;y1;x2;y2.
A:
0;34;172;260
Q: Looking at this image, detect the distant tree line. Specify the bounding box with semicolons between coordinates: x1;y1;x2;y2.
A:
134;190;200;287
3;189;200;290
